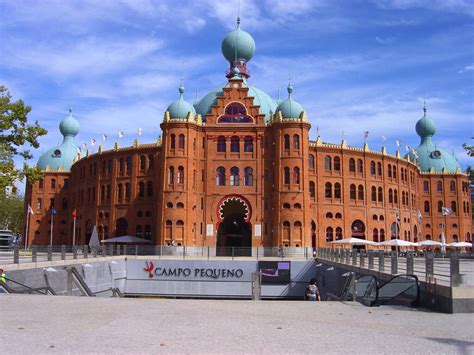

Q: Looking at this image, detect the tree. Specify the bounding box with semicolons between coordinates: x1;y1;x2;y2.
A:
0;192;24;233
0;85;47;191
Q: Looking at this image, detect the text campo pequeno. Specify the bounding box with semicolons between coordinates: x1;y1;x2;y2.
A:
152;267;244;279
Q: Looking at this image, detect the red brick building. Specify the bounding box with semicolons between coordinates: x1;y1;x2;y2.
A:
24;20;472;251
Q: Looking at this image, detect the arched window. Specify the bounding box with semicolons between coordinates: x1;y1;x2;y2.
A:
168;167;174;184
308;155;315;169
380;229;385;242
218;102;252;123
176;202;184;209
310;181;315;197
437;201;443;213
178;134;185;149
437;180;443;192
334;183;341;199
38;179;44;189
336;227;343;240
37;198;42;210
118;184;123;199
352;220;365;237
373;214;378;221
138;182;145;197
136;225;143;238
125;183;131;199
424;201;430;213
140;156;146;171
450;201;456;213
244;167;253;186
423;180;429;192
388;189;393;203
326;227;334;242
335;213;342;219
216;167;226;186
349;158;355;172
147;181;153;197
283;221;291;242
217;136;226;152
371;186;377;202
284;167;290;185
284;135;290;150
230;167;239;186
394;189;398;204
450;181;456;192
170;134;176;149
293;134;299;149
144;225;152;240
324;156;332;171
51;179;56;189
148;155;154;169
177;166;184;184
370;161;376;175
358;185;364;200
326;212;333;218
230;136;240;152
378;187;383;202
166;202;173;208
325;182;332;198
244;136;253;152
294;203;301;209
334;156;341;171
373;228;379;242
350;184;356;200
293;167;300;184
392;166;397;179
357;159;363;174
283;203;290;209
388;164;392;178
377;162;382;176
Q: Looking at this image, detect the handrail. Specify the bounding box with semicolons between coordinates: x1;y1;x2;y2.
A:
376;274;420;306
0;276;56;295
64;267;95;297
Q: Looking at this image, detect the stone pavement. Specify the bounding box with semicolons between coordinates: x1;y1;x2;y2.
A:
1;294;472;354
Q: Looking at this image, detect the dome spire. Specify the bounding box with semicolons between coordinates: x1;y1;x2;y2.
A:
423;100;427;116
179;84;185;98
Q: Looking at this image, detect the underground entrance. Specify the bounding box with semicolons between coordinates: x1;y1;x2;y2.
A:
216;197;251;256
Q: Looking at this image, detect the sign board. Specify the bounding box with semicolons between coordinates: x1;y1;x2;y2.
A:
206;224;213;237
254;224;261;237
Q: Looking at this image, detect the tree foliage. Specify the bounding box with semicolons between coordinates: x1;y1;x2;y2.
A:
0;85;47;191
0;192;24;234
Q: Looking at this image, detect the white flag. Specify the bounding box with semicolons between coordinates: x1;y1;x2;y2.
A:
405;144;411;151
442;207;453;216
138;128;143;136
417;210;423;221
90;138;96;146
76;147;82;155
102;133;107;141
28;205;34;215
395;140;401;147
118;131;124;138
381;135;387;142
82;143;87;149
395;210;400;221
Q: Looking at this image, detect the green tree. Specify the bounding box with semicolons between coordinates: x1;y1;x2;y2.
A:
0;85;47;191
0;192;24;233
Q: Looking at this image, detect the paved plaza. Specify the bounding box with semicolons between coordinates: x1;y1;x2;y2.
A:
1;294;473;354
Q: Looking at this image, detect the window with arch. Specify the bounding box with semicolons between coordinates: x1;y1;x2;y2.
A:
371;186;377;202
178;134;185;149
424;201;430;213
388;189;393;204
326;227;334;242
392;166;397;179
326;212;333;219
230;136;240;152
335;213;342;219
324;156;332;171
38;179;44;189
450;181;456;192
358;185;364;200
177;202;184;208
244;136;253;152
357;159;363;174
451;201;457;213
147;181;153;197
325;182;332;198
378;187;383;202
166;202;173;208
140;156;146;171
144;225;152;240
373;214;378;221
394;189;398;204
437;201;443;213
230;167;240;186
334;156;341;171
349;158;355;172
377;162;382;176
437;180;443;192
177;166;184;184
138;182;145;197
136;225;143;238
294;203;301;209
388;164;392;178
370;161;376;175
336;227;343;240
37;198;42;210
334;183;341;199
125;183;131;199
244;167;253;186
308;155;315;169
293;167;300;184
137;211;143;217
148;155;154;169
284;135;290;150
379;229;385;242
284;167;290;185
218;102;252;123
452;223;458;229
217;136;226;152
51;179;56;189
423;180;429;192
310;181;315;198
168;167;174;184
283;203;290;209
170;134;176;149
293;134;300;149
350;184;356;200
216;167;226;186
118;184;123;199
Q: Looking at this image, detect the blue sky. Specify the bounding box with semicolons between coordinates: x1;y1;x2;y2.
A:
1;0;473;180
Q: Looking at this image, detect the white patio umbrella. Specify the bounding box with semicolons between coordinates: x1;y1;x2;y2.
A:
440;231;447;254
447;241;473;248
88;226;100;248
378;239;418;247
417;240;443;247
328;237;378;246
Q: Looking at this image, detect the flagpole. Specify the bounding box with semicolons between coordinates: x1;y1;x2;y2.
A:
50;212;54;246
73;216;76;246
25;209;30;250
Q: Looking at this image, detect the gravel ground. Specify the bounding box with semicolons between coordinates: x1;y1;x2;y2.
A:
1;294;473;354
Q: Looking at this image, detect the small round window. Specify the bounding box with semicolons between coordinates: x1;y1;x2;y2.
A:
431;150;441;159
53;149;61;157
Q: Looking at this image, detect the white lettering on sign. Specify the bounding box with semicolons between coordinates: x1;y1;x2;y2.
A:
206;224;213;237
144;261;244;280
254;224;261;237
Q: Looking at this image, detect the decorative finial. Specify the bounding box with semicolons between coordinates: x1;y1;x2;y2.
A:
179;85;185;97
237;16;240;27
423;101;427;116
287;83;293;97
69;107;72;114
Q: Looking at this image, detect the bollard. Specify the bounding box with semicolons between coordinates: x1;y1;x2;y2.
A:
61;245;66;260
378;250;384;272
73;246;77;259
352;249;357;266
135;245;138;258
360;250;365;268
368;250;374;269
13;246;19;264
47;245;52;261
93;247;97;258
207;246;210;260
155;245;160;257
425;252;434;282
32;246;37;263
123;245;127;256
450;252;460;287
406;252;414;274
390;251;398;274
345;249;351;264
83;245;88;259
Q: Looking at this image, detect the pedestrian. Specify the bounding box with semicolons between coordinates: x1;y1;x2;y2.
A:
278;245;283;258
305;278;321;301
0;269;6;284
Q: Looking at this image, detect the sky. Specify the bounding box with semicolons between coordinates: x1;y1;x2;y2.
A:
1;0;473;185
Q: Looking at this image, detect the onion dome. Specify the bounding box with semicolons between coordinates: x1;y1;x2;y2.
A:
405;105;459;173
221;17;255;64
275;84;304;120
166;85;196;119
37;108;80;171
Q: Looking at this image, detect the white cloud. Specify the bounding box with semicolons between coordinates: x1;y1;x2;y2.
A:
373;0;474;16
458;64;474;73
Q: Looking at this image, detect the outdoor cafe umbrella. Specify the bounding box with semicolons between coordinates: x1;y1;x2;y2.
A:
417;240;443;247
378;239;418;247
447;241;472;248
88;226;100;248
101;235;153;244
328;237;378;246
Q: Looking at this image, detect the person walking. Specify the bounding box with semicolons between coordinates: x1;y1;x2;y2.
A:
305;278;321;301
0;269;6;284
